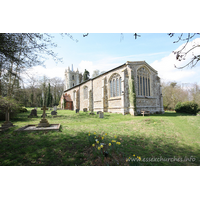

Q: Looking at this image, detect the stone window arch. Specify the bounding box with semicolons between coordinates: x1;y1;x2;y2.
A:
83;86;88;99
109;73;121;97
137;66;150;96
73;90;76;100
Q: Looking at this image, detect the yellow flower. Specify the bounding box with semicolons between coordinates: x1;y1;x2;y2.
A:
102;137;104;140
114;135;117;138
94;136;96;138
92;144;95;147
108;143;111;146
117;142;121;145
98;147;101;150
133;154;135;157
89;132;90;133
100;145;103;148
126;159;129;162
139;157;141;160
111;140;116;143
96;141;99;144
94;132;96;135
88;134;90;136
105;133;107;135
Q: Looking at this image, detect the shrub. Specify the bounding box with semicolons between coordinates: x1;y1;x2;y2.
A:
175;101;199;115
19;107;28;113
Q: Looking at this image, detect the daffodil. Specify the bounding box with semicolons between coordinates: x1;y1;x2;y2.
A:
92;144;95;147
114;135;117;138
139;157;141;160
108;143;111;146
105;133;107;135
94;132;96;135
117;142;121;145
102;137;104;140
98;147;101;150
111;140;116;143
88;134;90;136
100;145;103;148
133;154;135;157
94;136;96;138
96;141;99;144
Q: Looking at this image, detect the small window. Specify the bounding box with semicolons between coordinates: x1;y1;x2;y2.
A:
72;75;74;80
84;86;88;99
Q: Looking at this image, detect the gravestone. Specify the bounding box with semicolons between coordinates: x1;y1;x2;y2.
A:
0;109;14;131
99;112;104;118
34;107;37;110
51;111;57;116
50;108;52;110
28;109;38;118
83;108;87;112
75;109;79;113
97;111;102;115
89;112;95;115
54;106;57;112
37;106;50;127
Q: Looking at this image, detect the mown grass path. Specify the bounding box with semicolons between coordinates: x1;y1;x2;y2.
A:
0;109;199;166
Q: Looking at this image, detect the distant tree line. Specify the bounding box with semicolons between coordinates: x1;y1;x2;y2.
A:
162;81;200;111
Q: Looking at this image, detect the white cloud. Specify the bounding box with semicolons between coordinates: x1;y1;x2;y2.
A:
151;38;200;84
22;65;65;81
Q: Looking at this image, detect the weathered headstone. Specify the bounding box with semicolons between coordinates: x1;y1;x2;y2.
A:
83;108;87;112
54;106;57;112
37;106;50;127
99;112;104;118
28;109;38;118
51;111;57;116
97;111;102;115
0;109;14;131
75;109;79;113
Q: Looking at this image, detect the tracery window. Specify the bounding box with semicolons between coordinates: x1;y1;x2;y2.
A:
109;73;121;97
84;86;88;99
137;67;150;96
73;91;76;100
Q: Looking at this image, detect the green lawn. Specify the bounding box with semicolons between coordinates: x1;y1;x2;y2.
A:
0;108;199;166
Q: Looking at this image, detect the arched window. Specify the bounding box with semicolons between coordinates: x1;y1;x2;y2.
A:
119;77;121;95
116;78;119;96
109;73;121;98
110;80;113;97
72;75;74;80
73;91;76;100
137;67;150;96
84;86;88;99
113;79;116;97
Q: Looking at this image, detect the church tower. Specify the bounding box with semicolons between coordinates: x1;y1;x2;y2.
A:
65;64;80;90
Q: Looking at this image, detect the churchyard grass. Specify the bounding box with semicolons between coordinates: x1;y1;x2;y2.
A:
0;108;200;166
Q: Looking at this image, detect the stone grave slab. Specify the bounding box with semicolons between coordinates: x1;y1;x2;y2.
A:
15;124;61;132
83;108;87;112
99;112;104;118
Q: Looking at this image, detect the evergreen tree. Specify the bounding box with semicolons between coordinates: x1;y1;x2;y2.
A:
83;69;90;82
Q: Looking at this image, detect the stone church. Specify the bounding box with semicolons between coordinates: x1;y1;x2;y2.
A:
61;61;164;115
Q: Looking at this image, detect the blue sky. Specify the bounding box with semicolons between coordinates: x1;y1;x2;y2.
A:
27;33;200;85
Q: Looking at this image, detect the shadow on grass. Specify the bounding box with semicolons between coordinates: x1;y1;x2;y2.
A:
0;128;199;166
